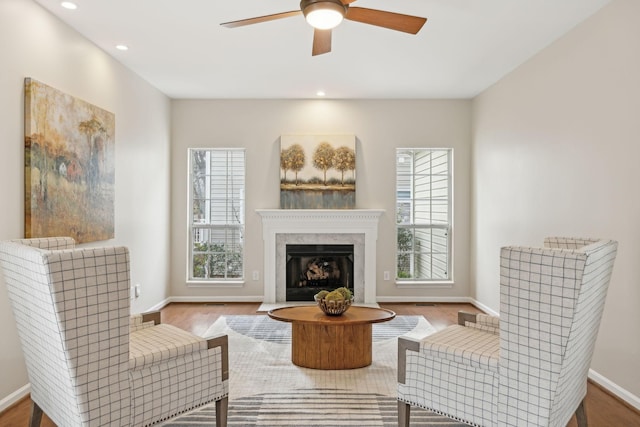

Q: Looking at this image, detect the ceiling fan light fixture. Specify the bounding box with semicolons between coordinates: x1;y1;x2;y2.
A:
60;1;78;10
301;0;346;30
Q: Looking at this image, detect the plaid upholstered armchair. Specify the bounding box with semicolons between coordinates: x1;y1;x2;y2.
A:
0;237;229;427
398;237;617;427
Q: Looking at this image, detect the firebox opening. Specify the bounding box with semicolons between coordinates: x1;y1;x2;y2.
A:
286;244;354;302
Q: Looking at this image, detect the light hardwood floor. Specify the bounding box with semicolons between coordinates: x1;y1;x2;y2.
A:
1;302;638;426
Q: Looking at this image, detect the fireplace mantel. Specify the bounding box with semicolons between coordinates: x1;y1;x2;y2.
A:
256;209;384;304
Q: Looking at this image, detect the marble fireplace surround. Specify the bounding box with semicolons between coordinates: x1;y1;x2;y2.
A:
256;209;384;304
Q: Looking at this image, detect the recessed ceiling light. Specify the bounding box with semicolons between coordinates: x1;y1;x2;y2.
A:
316;90;326;97
61;2;78;10
115;45;129;51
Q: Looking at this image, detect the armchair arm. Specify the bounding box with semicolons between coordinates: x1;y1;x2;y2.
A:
142;310;161;325
458;311;499;335
399;312;500;384
398;336;420;384
130;310;162;332
458;311;478;326
207;334;229;381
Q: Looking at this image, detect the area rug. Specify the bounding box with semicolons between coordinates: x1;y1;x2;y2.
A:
161;315;466;427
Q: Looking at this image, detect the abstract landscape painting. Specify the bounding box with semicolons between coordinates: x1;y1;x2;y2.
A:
280;134;356;209
24;78;115;243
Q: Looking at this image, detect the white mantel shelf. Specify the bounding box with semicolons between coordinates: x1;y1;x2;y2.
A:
256;209;385;304
256;209;384;226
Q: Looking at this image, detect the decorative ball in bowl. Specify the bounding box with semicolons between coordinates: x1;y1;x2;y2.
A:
314;287;354;316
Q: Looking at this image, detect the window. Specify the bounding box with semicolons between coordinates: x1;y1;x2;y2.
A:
396;148;452;281
188;148;245;281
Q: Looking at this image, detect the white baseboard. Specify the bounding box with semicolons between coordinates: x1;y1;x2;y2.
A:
375;296;500;317
469;298;499;316
589;369;640;411
146;297;172;312
166;295;264;304
0;383;30;413
145;295;264;312
376;296;473;304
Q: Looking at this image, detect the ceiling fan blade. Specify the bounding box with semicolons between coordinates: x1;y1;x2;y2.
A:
312;29;332;56
340;0;358;4
221;10;301;28
345;7;426;34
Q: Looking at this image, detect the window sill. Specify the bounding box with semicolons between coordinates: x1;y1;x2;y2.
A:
187;280;245;288
395;281;454;289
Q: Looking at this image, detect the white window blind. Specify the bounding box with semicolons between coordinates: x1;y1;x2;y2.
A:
396;148;452;281
188;148;245;281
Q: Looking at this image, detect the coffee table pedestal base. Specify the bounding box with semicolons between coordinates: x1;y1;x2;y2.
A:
291;322;372;369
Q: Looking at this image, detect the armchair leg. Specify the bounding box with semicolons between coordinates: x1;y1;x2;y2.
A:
398;400;410;427
29;401;43;427
575;399;588;427
216;396;228;427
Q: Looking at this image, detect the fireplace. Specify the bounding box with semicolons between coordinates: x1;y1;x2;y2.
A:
286;244;354;301
256;209;384;304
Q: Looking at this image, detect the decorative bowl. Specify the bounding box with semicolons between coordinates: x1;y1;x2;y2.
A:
314;294;354;316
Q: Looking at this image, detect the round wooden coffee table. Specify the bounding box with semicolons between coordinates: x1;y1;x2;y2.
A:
268;305;395;370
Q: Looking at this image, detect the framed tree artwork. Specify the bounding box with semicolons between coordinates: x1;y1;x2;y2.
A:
24;78;115;243
280;134;356;209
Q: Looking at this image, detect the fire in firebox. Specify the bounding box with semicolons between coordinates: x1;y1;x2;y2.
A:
301;257;341;287
286;244;354;302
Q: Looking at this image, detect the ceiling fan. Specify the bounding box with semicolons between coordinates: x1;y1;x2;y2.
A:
221;0;427;56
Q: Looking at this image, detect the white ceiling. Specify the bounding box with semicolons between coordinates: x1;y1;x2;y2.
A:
34;0;611;99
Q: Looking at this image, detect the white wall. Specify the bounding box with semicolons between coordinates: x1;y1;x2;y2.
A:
472;0;640;399
0;0;171;404
170;100;472;302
